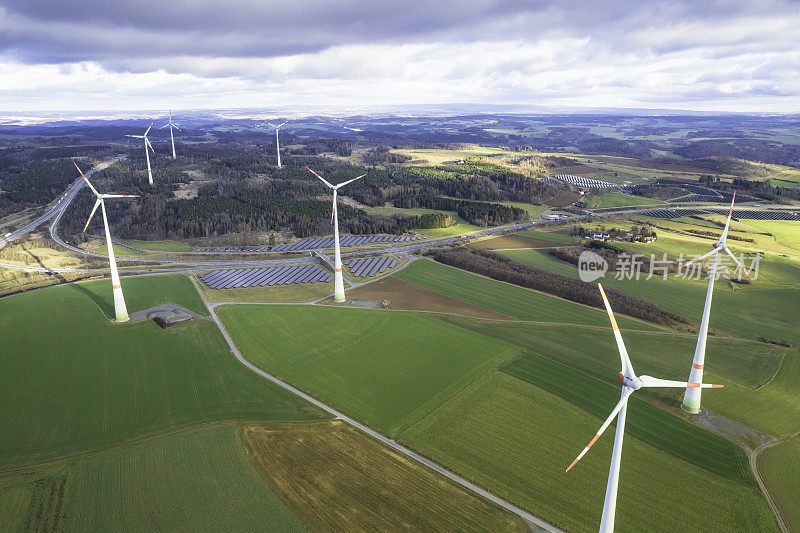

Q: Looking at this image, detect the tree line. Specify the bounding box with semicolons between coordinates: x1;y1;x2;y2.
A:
431;247;689;328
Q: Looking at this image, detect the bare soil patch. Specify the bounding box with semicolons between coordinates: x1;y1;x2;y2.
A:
468;235;560;250
545;190;579;207
345;277;511;319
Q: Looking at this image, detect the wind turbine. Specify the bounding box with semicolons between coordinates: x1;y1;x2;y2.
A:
566;283;723;532
266;121;287;168
74;161;140;323
159;110;181;159
306;166;366;303
681;191;749;413
125;122;156;184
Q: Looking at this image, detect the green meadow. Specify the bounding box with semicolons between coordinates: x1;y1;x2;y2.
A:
217;305;520;436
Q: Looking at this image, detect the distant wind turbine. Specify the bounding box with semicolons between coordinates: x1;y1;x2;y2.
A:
74;162;140;323
306;166;366;303
266;121;287;168
681;192;749;413
566;283;723;532
159;110;182;159
124;122;156;184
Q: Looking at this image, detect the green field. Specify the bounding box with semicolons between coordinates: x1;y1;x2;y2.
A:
758;438;800;531
217;305;520;436
501;351;752;485
702;350;800;438
395;259;657;331
121;239;195;252
744;220;800;253
0;424;305;531
586;193;664;209
80;274;209;316
399;371;776;533
499;246;800;346
0;279;324;467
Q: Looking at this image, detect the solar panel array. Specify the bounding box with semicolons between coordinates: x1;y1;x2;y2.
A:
197;234;422;253
344;256;398;278
669;194;755;203
201;265;332;289
639;208;800;221
552;174;616;189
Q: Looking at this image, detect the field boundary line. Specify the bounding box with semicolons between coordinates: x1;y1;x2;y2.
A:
189;275;563;533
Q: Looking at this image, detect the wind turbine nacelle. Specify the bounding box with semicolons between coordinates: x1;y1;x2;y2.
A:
619;373;642;390
712;242;718;248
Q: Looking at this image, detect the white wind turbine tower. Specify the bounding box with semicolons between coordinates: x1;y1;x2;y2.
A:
306;166;366;303
566;283;723;532
266;121;287;168
159;110;182;159
74;162;140;323
681;192;749;413
124;122;156;184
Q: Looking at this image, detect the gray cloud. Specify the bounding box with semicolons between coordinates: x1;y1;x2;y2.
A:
0;0;798;111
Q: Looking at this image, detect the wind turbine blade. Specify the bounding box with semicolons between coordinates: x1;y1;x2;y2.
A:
144;121;153;136
722;246;751;279
719;191;736;243
101;194;140;199
278;121;287;127
331;196;336;224
159;123;169;129
305;166;334;188
566;388;633;472
335;173;367;189
83;199;102;232
125;134;144;138
146;138;155;154
173;124;182;131
687;247;719;266
73;161;99;196
597;284;636;379
639;375;723;388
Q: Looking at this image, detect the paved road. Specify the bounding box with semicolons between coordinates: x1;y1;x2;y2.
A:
0;155;127;249
189;275;560;532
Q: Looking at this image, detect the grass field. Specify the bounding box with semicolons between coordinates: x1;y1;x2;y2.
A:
702;350;800;438
440;317;783;390
0;424;306;531
499;246;800;346
359;205;483;238
217;305;520;436
758;437;800;531
399;371;775;533
501;351;752;485
120;239;195;252
242;421;525;532
0;279;324;467
68;424;305;531
395;259;657;331
79;274;209;316
586;193;664;209
744;220;800;253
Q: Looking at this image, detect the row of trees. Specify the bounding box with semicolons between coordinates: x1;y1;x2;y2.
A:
432;247;688;327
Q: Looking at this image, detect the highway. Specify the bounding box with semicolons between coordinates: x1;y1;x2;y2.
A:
0;155;127;249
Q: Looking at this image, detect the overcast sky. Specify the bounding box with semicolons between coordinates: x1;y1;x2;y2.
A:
1;0;798;113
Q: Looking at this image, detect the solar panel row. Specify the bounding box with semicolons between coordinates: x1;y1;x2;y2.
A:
640;209;800;221
200;265;333;289
344;256;398;278
553;174;615;189
197;234;422;252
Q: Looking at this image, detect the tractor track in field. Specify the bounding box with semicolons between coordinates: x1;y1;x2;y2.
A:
749;437;792;533
188;274;562;533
